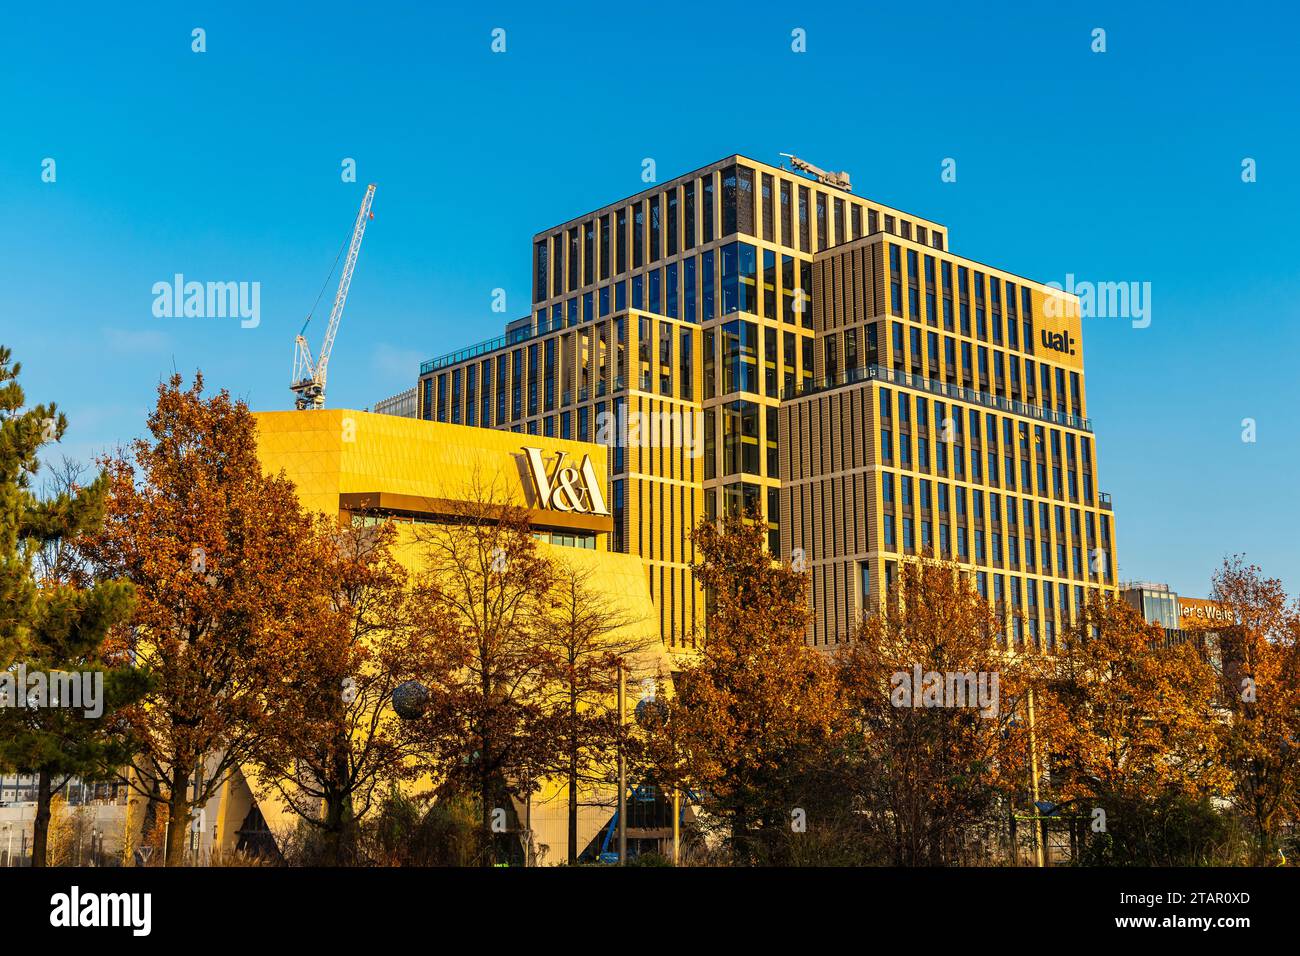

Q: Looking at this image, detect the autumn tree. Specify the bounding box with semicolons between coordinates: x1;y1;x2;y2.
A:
662;505;842;865
0;344;44;667
251;518;451;865
401;480;558;865
838;558;1041;865
536;557;657;864
0;351;147;867
83;373;324;866
1038;592;1229;860
1212;557;1300;864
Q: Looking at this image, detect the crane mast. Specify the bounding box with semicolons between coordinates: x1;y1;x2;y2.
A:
291;183;377;410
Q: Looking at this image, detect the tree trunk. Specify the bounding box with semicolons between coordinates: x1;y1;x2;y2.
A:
323;739;355;865
480;776;493;867
322;797;348;866
567;761;579;865
1253;805;1275;866
164;763;190;867
137;777;163;865
731;811;748;865
30;769;53;867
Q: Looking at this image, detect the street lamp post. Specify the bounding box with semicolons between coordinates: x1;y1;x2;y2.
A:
634;675;677;865
616;658;627;866
1028;688;1044;868
671;788;680;866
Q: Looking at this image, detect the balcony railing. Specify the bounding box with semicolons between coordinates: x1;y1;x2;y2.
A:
1099;491;1113;510
421;334;511;374
421;311;587;375
783;364;1093;432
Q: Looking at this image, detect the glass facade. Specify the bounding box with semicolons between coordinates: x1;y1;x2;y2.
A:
413;154;1110;650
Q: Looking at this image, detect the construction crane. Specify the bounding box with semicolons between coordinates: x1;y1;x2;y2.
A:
779;153;853;192
290;184;377;410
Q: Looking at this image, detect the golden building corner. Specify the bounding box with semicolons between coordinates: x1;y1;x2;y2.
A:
231;409;674;861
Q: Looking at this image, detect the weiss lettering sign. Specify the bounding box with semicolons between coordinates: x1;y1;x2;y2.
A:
522;447;610;516
1179;599;1233;626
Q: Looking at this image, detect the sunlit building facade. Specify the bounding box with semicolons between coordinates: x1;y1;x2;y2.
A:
415;154;1118;649
782;232;1119;645
417;155;949;649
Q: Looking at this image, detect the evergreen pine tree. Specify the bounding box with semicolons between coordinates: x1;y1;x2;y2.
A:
0;346;146;866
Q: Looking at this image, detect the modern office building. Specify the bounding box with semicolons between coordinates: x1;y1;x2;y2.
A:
415;153;1118;649
783;230;1117;645
1120;581;1183;630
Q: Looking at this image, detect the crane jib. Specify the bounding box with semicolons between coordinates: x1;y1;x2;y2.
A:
290;184;377;410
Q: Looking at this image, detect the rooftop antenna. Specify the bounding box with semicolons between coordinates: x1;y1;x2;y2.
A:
779;153;853;192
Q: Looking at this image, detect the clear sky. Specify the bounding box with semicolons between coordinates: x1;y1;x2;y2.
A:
2;1;1297;597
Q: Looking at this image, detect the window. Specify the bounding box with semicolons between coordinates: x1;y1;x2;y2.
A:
723;400;761;475
684;257;697;323
599;215;611;281
615;208;627;274
763;249;778;321
632;203;644;268
534;239;548;302
780;180;792;247
798;186;810;251
761;173;775;241
684;180;696;251
666;189;678;258
702;173;715;243
583;220;595;286
720;241;758;315
765;325;779;397
680;329;693;401
721;318;758;393
649;195;661;263
659;322;672;395
702;249;715;321
766;407;779;477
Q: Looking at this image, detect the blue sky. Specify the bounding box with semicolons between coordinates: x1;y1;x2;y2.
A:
2;1;1297;597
